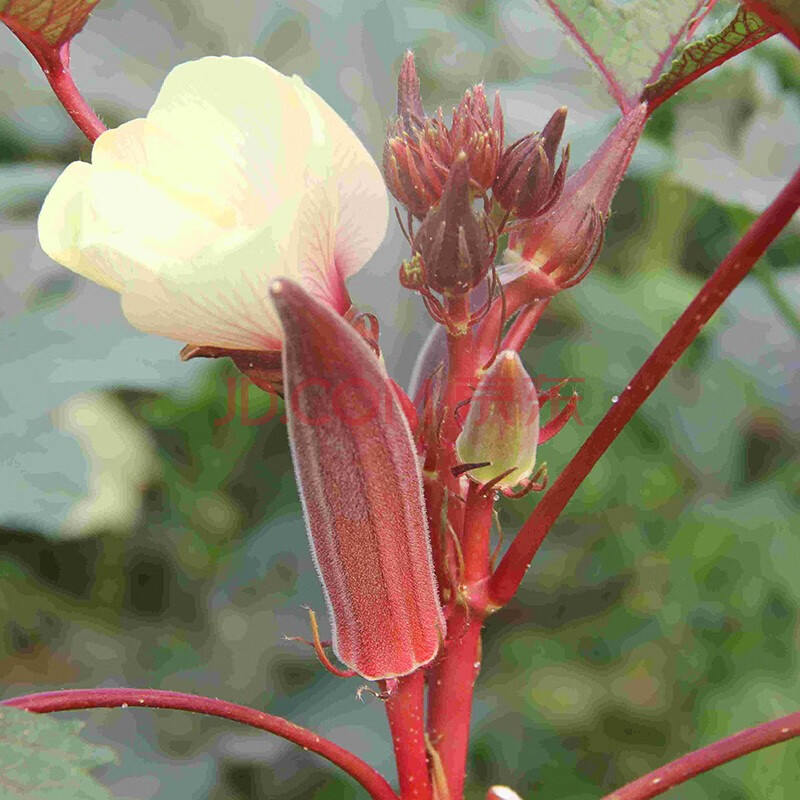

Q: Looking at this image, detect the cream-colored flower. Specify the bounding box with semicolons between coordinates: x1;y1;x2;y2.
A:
38;56;388;351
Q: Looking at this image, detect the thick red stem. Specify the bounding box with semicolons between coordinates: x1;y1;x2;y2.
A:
384;672;433;800
489;165;800;608
600;709;800;800
2;688;398;800
423;297;493;800
427;613;483;800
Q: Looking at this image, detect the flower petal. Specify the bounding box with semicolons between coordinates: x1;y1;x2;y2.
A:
294;81;389;278
37;161;123;291
38;56;389;350
144;56;317;225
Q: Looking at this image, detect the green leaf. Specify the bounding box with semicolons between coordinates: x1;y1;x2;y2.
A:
538;0;709;110
0;0;100;46
0;705;115;800
641;6;775;107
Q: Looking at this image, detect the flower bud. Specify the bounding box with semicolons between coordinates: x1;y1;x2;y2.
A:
412;153;494;296
504;103;648;296
450;84;504;189
494;107;569;219
455;351;539;488
396;49;424;126
272;278;445;680
383;52;453;218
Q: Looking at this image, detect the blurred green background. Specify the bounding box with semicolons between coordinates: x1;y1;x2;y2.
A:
1;1;799;798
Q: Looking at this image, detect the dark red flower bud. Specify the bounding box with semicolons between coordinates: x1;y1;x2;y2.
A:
504;103;648;296
412;153;494;296
397;50;424;126
494;106;569;219
450;84;504;189
383;52;454;218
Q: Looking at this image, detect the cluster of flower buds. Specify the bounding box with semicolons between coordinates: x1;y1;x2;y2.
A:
387;52;648;325
383;51;504;218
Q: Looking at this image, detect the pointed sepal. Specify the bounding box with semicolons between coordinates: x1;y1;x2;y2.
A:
506;103;647;296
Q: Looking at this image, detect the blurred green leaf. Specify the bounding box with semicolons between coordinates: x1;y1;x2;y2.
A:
0;704;115;799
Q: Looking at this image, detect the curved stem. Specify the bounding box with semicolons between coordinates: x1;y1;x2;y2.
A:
500;299;551;354
489;165;800;608
2;688;398;800
384;672;432;800
44;46;107;143
5;24;106;143
600;710;800;800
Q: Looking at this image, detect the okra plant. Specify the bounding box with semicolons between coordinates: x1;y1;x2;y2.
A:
1;1;798;799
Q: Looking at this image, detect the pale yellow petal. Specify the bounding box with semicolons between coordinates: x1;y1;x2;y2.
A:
37;161;123;291
293;81;389;277
145;56;315;224
118;201;306;350
78;168;229;283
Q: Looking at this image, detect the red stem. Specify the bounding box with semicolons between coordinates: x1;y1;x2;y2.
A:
384;672;432;800
463;482;494;589
600;710;800;800
4;24;106;143
45;47;107;143
500;299;551;354
423;302;493;800
489;165;800;608
426;613;483;800
2;688;398;800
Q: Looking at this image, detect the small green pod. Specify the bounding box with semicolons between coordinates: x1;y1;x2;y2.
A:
455;351;539;488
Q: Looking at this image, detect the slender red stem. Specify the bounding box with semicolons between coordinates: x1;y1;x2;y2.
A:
2;688;398;800
489;165;800;608
384;672;432;800
44;47;107;143
4;25;106;143
600;710;800;800
500;299;551;354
